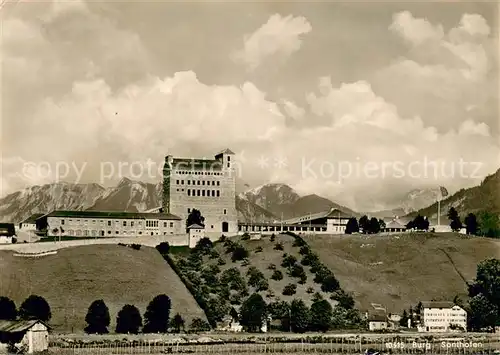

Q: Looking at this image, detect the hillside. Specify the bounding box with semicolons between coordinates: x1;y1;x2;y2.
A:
168;233;343;327
0;245;207;333
407;168;500;222
304;232;500;313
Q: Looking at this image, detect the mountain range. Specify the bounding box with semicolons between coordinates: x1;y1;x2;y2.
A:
0;168;498;224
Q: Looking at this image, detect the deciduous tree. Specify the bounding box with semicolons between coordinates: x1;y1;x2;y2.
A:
19;295;51;322
0;297;16;320
84;300;110;334
116;305;142;334
143;294;171;333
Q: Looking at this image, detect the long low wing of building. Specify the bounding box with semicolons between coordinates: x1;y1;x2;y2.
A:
35;210;182;238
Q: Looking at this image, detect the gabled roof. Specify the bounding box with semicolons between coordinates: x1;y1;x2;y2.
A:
20;214;45;224
0;319;50;333
421;301;456;309
385;219;406;229
325;208;352;219
367;310;387;322
187;223;204;229
42;210;181;220
215;148;235;156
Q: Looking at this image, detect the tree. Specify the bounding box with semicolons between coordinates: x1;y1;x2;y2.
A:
399;310;409;327
116;305;142;334
84;300;110;334
321;275;340;293
189;318;210;332
281;254;297;269
239;294;267;332
378;219;386;230
332;290;355;310
143;294;171;333
271;270;283;281
19;295;51;322
282;284;297;296
478;211;500;238
448;207;462;232
231;245;249;262
467;258;500;330
359;215;369;233
0;297;16;320
464;213;479;235
468;294;498;331
365;218;381;234
186;209;205;228
170;313;185;333
408;215;429;231
290;299;309;333
193;237;213;255
310;300;333;332
268;300;290;332
156;242;170;255
345;218;359;234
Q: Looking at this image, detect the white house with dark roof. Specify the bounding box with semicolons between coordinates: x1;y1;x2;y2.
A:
35;210;182;238
419;301;467;332
187;223;205;248
0;319;50;354
382;218;407;233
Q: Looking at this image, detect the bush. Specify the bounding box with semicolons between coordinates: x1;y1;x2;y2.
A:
289;264;306;279
156;242;170;255
306;287;314;294
209;249;220;259
219;235;227;243
268;263;277;270
271;270;284;281
321;275;340;293
292;238;306;247
282;284;297;296
255;246;263;253
231;245;249;262
241;233;250;240
217;258;226;266
298;275;307;284
131;244;141;250
299;246;310;255
189;318;211;332
281;255;297;269
270;234;276;242
274;242;284;251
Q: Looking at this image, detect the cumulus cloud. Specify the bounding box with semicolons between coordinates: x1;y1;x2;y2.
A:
233;14;312;71
2;6;498;211
374;11;497;134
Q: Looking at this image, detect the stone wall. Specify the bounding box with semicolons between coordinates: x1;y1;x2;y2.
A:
0;234;189;253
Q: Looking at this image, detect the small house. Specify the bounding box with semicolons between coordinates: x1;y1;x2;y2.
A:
0;319;50;354
187;224;205;248
368;311;388;331
382;219;407;233
0;223;15;244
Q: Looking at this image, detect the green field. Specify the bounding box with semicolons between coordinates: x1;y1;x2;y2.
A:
0;245;207;333
304;232;500;313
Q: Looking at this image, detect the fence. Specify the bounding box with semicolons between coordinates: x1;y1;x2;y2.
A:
48;335;500;354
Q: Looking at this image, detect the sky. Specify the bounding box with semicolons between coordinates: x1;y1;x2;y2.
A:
1;0;499;211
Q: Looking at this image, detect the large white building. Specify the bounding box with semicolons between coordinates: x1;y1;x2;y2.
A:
162;148;238;235
419;301;467;332
37;211;182;237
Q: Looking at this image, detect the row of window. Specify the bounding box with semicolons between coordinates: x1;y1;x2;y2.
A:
176;179;221;186
62;230;175;237
59;219;174;228
187;208;227;215
171;170;224;176
426;317;466;322
187;189;221;197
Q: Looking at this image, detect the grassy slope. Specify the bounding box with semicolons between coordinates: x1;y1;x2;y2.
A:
185;233;335;307
305;232;500;313
0;245;207;333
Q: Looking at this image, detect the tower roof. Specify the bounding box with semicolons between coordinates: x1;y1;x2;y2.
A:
215;148;235;156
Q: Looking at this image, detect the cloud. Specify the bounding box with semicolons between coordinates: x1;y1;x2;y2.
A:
389;11;445;45
374;11;497;134
233;14;312;71
2;7;498;211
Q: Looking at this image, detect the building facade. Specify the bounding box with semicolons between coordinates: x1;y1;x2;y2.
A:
37;211;182;237
420;301;467;332
0;320;49;354
162;149;238;235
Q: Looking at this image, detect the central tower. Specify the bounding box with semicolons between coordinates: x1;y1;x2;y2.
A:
162;149;238;237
